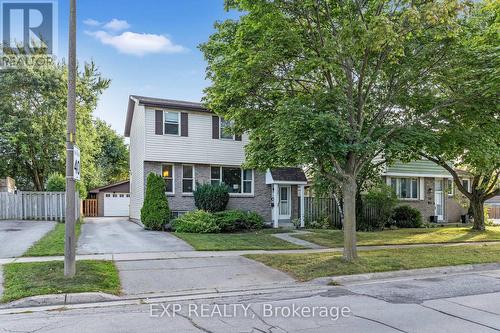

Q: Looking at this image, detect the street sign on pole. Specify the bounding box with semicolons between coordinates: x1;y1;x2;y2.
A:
73;145;80;181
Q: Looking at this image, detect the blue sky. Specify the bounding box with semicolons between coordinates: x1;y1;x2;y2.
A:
55;0;239;135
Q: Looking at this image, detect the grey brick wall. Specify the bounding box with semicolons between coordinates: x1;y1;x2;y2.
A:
143;162;272;222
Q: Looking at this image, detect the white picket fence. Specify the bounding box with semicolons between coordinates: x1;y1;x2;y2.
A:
0;192;80;222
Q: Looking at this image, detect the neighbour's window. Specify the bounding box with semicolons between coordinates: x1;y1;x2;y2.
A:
164;111;180;135
220;118;234;140
210;166;253;194
105;194;110;198
462;179;470;192
162;164;174;194
182;165;194;193
391;177;418;199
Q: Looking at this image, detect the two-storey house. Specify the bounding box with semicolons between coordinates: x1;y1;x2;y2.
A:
124;96;307;228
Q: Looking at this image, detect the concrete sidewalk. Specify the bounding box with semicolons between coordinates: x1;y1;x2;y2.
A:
2;240;500;265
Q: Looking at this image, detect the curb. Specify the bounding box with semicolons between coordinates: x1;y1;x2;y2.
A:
0;284;329;314
310;262;500;285
0;292;121;309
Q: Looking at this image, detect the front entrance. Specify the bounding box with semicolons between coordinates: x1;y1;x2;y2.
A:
278;185;291;220
434;179;444;221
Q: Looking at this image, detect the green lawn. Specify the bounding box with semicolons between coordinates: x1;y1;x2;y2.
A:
293;226;500;248
246;243;500;281
172;229;305;251
23;220;82;257
1;260;121;303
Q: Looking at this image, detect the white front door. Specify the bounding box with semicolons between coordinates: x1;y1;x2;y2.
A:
434;179;444;221
278;185;291;220
104;193;130;217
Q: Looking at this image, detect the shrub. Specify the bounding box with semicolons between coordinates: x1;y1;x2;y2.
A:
392;205;423;228
214;210;264;232
193;183;230;213
172;210;220;233
141;173;170;230
46;173;66;192
358;184;398;231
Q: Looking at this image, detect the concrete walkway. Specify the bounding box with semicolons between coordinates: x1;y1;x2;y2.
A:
3;240;500;265
77;217;193;254
272;231;326;249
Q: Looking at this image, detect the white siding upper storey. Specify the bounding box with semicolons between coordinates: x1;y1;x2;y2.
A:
125;96;248;166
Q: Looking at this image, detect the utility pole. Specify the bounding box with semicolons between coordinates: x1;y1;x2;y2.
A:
65;0;77;278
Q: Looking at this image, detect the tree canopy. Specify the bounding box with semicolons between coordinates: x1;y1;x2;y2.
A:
201;0;463;260
0;59;129;193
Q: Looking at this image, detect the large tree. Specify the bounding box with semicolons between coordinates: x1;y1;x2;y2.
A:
0;59;113;192
416;0;499;230
201;0;461;260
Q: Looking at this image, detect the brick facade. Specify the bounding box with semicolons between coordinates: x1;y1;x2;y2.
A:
384;176;466;223
144;162;273;222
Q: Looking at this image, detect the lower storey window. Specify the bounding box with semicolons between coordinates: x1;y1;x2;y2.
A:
211;166;253;194
391;177;418;199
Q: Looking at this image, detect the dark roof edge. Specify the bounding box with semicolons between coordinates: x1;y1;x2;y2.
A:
89;180;130;193
124;96;211;137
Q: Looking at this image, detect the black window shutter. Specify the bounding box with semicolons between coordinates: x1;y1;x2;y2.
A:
155;110;163;135
212;116;220;139
181;112;188;137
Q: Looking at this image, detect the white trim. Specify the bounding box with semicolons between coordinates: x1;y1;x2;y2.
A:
163;110;180;136
161;163;175;194
384;172;453;178
181;164;195;194
419;178;425;200
273;184;279;228
300;185;305;228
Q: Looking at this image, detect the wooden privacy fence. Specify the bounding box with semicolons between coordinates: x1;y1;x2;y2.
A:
488;206;500;219
301;197;383;229
0;192;80;222
302;197;343;229
83;199;98;217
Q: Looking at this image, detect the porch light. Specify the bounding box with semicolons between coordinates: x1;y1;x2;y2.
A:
163;170;170;177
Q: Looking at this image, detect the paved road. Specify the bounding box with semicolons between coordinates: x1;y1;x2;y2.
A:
77;217;193;254
0;221;55;258
1;269;499;332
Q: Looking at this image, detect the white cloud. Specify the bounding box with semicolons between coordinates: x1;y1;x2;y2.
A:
87;31;186;56
83;18;101;27
103;19;131;32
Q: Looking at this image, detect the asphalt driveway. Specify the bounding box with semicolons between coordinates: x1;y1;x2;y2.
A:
77;217;193;254
0;220;56;258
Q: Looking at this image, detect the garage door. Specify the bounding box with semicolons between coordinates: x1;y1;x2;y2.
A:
104;193;130;217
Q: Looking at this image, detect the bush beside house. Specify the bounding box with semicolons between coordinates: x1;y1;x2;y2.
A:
392;205;423;228
141;173;170;230
193;183;230;212
358;184;398;231
173;209;265;233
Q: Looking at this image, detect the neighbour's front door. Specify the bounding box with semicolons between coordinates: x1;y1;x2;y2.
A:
279;185;291;220
435;179;444;221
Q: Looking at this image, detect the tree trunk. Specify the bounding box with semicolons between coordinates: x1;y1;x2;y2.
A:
342;175;358;261
471;198;485;231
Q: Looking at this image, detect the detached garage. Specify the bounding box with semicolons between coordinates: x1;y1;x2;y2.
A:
86;180;130;217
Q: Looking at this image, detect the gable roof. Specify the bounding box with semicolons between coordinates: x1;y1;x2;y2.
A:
266;168;308;185
124;95;212;137
89;180;130;194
